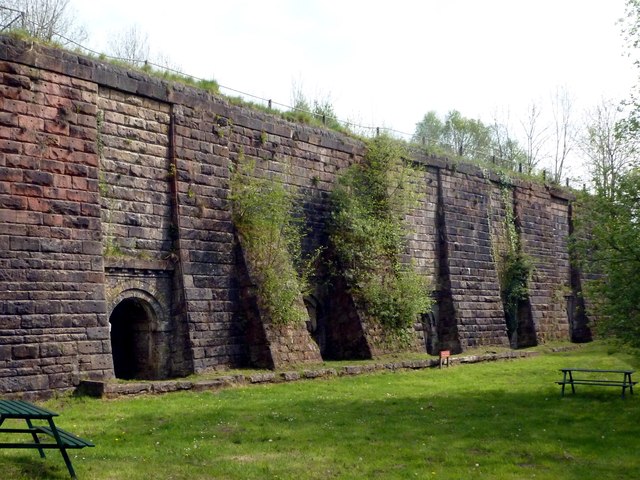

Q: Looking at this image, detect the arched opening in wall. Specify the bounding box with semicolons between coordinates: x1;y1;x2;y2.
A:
421;306;439;355
567;293;592;343
506;298;537;349
304;295;327;357
109;297;156;380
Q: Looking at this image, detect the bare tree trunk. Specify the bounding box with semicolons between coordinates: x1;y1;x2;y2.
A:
520;102;548;174
578;99;638;198
0;0;86;44
551;87;574;184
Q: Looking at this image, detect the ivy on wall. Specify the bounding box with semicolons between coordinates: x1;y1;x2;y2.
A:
328;135;433;344
493;177;532;339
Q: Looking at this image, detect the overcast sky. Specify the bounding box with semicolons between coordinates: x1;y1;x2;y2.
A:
69;0;637;179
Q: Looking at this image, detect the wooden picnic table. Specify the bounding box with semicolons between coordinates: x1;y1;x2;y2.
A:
0;399;94;479
557;368;636;397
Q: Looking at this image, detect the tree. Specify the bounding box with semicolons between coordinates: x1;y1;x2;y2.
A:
571;1;640;349
413;111;444;150
519;102;548;174
550;87;575;183
312;97;342;131
284;83;347;132
414;109;524;169
0;0;86;45
443;110;491;158
579;99;638;198
107;24;150;65
621;0;640;130
573;169;640;349
489;116;526;171
0;3;23;30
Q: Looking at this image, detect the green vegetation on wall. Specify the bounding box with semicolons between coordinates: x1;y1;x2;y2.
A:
492;178;532;339
328;135;433;343
230;157;313;326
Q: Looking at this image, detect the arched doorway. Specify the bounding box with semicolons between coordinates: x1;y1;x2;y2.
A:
304;295;327;357
109;297;156;380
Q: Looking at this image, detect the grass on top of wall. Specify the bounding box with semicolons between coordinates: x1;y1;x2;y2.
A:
1;341;638;480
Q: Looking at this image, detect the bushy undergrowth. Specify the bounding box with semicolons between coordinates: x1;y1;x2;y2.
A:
230;158;312;326
329;135;432;342
572;172;640;349
492;179;532;337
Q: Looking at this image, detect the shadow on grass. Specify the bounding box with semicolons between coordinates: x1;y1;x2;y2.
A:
0;454;70;480
13;344;636;479
40;371;639;480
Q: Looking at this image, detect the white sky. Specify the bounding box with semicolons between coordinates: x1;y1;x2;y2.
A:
69;0;637;179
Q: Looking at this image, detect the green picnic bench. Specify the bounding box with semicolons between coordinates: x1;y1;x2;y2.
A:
0;399;94;479
557;368;636;398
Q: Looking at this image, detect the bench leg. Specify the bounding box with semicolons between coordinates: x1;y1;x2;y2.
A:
568;372;576;394
25;418;45;459
59;447;77;479
47;419;77;479
626;373;634;395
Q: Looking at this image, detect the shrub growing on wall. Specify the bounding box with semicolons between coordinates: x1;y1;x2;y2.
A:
492;180;532;341
328;135;433;343
230;158;311;326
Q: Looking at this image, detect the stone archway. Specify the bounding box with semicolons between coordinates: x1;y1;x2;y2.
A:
304;295;327;357
108;289;168;380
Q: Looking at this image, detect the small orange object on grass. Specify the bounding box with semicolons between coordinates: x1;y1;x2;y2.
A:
439;350;451;368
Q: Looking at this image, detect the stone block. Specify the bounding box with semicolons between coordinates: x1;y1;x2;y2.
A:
0;345;11;361
12;345;38;359
248;373;276;384
191;379;228;392
106;382;151;397
88;354;113;370
151;381;193;393
77;340;103;354
48;373;75;389
85;326;109;340
280;371;300;381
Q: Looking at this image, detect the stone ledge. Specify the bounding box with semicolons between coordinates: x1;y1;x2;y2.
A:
248;373;276;384
103;258;175;271
76;350;540;399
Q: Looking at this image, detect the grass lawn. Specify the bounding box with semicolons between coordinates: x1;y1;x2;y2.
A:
1;342;639;479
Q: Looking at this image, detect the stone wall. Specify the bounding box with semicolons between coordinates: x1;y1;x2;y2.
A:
0;54;112;397
435;166;510;351
516;183;572;342
0;36;584;397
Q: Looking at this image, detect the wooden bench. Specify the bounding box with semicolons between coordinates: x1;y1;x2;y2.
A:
557;368;636;397
0;399;94;479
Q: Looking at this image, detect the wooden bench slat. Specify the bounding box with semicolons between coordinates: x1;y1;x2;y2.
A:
561;368;633;374
0;442;89;449
0;400;57;418
36;426;94;448
557;380;636;386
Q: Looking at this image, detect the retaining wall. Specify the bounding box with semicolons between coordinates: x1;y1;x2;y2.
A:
0;36;587;397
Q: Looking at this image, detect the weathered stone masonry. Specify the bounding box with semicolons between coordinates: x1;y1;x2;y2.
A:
0;36;590;397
